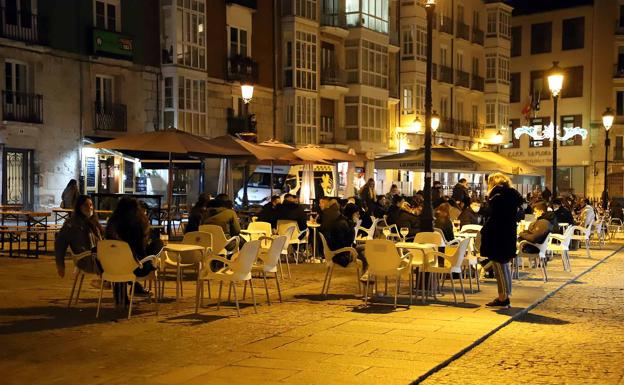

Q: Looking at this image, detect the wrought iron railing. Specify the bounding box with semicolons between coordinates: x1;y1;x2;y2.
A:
0;7;46;44
94;102;127;131
2;91;43;123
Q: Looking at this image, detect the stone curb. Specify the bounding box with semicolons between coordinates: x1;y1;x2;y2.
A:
410;245;624;385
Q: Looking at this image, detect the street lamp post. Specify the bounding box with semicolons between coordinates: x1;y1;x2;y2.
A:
422;0;436;232
602;107;615;210
240;83;254;208
547;61;564;198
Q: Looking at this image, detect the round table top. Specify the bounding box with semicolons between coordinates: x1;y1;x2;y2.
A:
164;244;205;252
395;242;438;249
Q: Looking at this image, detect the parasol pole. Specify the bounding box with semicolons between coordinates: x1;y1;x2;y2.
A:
167;151;173;236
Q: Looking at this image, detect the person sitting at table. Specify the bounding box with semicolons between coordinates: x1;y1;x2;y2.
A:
448;200;462;221
55;195;103;279
105;197;163;303
518;201;558;253
257;195;281;229
552;198;574;228
386;194;404;226
60;179;79;209
185;193;210;233
434;202;455;242
372;195;388;219
276;193;307;231
458;197;482;228
319;197;357;268
203;195;241;237
394;201;421;239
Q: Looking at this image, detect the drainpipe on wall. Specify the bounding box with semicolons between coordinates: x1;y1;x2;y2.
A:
273;0;278;140
78;60;84;194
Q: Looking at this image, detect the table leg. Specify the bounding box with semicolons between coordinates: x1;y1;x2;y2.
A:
312;228;317;260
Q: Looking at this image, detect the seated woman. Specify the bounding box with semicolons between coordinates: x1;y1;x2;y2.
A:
105;197;163;303
185;193;210;233
434;202;455;242
395;201;422;240
55;195;104;278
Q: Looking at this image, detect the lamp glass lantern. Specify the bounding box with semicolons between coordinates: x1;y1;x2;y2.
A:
431;111;440;132
241;83;254;104
547;61;564;97
411;116;422;133
603;107;615;131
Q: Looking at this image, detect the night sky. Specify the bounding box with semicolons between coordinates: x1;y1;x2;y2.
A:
508;0;594;16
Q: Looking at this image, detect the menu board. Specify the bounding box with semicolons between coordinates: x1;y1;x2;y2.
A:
135;176;147;193
124;160;134;190
86;157;96;189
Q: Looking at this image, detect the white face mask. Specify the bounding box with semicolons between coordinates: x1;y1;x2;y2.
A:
470;204;481;212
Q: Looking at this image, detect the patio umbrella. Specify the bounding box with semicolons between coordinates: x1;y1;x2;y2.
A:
293;145;361;163
459;149;543;176
87;128;247;235
375;145;478;171
258;139;297;195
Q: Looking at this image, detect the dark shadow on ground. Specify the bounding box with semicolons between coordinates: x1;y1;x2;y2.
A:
158;313;227;326
515;312;570;325
0;303;156;334
294;294;360;301
351;303;410;314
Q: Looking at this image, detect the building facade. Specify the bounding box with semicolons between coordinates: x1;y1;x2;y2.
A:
501;0;619;198
0;0;160;209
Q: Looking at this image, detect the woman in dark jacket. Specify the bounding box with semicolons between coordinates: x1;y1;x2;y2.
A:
434;203;455;242
55;195;104;278
480;173;523;308
185;193;210;233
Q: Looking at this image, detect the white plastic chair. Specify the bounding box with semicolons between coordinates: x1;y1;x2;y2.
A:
66;249;98;308
249;235;287;305
363;239;412;308
420;238;470;305
516;236;550;282
96;240;159;319
404;232;443;301
609;218;623;240
569;219;592;259
459;224;482;233
434;227;460;246
277;220;308;263
198;224;239;256
241;221;272;242
279;225;295;279
160;231;211;299
548;225;574;272
319;233;362;296
196;240;261;316
355;218;381;244
592;219;606;248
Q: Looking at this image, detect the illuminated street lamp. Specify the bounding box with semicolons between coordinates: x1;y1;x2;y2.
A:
431;111;440;132
602;107;615;209
547;61;564;197
241;83;254;104
411;116;422;133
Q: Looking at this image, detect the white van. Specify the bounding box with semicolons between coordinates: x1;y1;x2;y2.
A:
234;164;336;206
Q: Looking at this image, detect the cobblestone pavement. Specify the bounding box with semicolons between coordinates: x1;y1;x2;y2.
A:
420;247;624;385
0;243;621;385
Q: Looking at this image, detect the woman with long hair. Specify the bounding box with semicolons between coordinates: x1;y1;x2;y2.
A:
55;195;104;278
105;197;163;303
480;173;523;308
61;179;80;209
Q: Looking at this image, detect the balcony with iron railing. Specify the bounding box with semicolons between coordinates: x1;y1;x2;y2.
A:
439;16;453;35
456;21;469;40
0;7;47;44
439;65;453;84
2;90;43;123
471;75;484;91
438;118;482;137
227;109;257;138
471;28;484;45
455;70;470;88
321;67;347;87
227;55;259;83
94;102;127;132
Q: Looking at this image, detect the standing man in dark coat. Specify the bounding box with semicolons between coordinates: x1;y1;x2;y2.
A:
480;173;523;308
451;178;470;207
257;195;281;228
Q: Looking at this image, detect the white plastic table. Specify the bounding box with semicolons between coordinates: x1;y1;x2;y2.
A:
164;243;206;300
307;222;321;260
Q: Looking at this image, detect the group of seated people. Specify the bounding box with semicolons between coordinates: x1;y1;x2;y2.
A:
55;195;163;305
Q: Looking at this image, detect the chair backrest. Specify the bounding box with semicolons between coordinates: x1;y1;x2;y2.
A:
247;221;272;237
433;228;449;245
414;231;444;247
365;239;403;275
281;226;295;251
610;218;623;226
446;238;470;269
460;224;482;233
199;224;229;253
560;225;575;248
262;236;287;271
277;220;299;242
229;240;261;279
182;231;213;249
97;240;139;282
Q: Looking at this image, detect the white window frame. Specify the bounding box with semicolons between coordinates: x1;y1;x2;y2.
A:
361;39;388;89
498;56;509;84
415;80;425;115
401;26;414;59
295;31;317;91
296;95;318;144
402;86;413;114
486;55;496;81
415;25;426;61
93;0;121;32
486;101;496;127
95;74;115;109
4;59;28;94
487;10;497;35
176;0;206;70
177;76;206;136
228;26;249;57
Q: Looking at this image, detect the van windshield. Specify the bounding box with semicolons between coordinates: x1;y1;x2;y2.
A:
247;173;286;189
